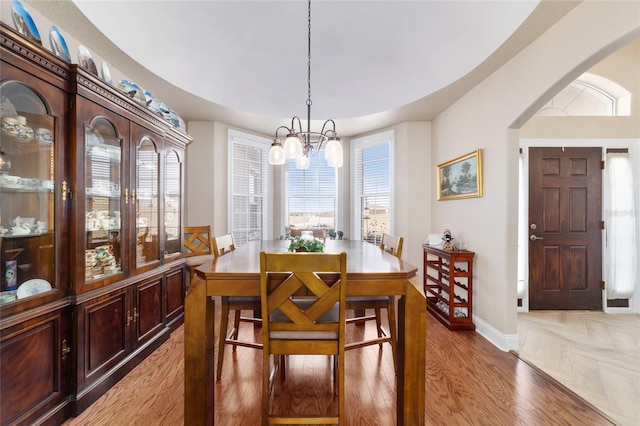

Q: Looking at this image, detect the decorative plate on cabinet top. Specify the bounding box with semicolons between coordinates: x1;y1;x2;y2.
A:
144;91;169;118
167;109;181;129
49;25;71;62
175;114;186;132
116;80;147;107
11;0;41;45
166;109;186;131
16;279;51;299
78;45;99;77
156;98;173;121
101;61;113;85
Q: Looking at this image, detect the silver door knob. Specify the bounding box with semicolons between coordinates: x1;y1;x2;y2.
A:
530;235;544;241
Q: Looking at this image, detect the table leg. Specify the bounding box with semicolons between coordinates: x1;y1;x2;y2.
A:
184;275;215;425
397;276;426;425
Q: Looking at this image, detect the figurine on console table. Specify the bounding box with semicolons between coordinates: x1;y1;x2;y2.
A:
442;229;454;251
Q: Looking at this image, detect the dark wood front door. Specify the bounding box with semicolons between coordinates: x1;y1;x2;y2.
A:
528;147;602;310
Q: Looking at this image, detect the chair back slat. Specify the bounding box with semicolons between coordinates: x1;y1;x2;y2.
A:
380;233;404;259
268;276;304;310
184;226;212;257
260;252;347;338
212;233;236;258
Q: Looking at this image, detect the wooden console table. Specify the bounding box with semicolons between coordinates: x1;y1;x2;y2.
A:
423;244;475;331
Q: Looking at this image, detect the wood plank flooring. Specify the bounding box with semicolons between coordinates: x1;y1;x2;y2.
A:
63;299;614;425
517;311;640;426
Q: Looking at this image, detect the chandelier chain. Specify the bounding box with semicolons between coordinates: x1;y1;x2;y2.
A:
307;0;312;107
268;0;342;168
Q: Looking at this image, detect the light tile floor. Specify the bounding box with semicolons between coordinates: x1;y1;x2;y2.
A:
518;311;640;426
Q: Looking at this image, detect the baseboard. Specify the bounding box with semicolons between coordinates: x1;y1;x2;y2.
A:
474;316;519;352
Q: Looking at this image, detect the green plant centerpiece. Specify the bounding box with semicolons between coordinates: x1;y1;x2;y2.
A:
288;236;325;252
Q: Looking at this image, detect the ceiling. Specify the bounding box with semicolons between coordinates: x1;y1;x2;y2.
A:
26;1;578;138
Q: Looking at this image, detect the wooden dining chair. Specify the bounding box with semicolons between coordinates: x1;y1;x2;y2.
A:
214;233;262;381
183;225;214;285
345;233;403;372
260;251;347;426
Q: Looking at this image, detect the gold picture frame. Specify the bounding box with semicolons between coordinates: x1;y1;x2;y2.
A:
436;149;483;201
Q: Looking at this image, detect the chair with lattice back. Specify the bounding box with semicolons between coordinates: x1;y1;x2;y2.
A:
213;233;262;381
183;226;214;284
345;233;403;372
260;251;347;426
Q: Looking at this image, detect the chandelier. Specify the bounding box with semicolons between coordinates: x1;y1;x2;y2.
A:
268;0;343;169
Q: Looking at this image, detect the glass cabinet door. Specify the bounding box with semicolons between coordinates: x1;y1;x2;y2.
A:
85;117;122;281
135;138;159;268
164;150;182;257
0;82;56;303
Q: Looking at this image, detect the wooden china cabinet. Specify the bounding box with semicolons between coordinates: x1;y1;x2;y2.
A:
0;23;190;425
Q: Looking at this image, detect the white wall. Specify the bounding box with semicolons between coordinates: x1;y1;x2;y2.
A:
430;1;640;350
187;122;273;237
391;122;431;272
185;122;215;228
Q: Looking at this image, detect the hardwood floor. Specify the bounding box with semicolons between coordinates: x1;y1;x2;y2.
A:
63;299;614;425
517;311;640;426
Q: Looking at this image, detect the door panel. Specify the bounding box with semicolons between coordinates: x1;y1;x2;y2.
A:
134;276;164;346
165;266;185;325
529;147;602;310
0;307;70;424
79;289;129;388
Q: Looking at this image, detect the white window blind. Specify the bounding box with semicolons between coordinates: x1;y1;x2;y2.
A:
604;151;638;299
286;154;337;230
351;131;393;244
229;131;270;246
164;150;182;253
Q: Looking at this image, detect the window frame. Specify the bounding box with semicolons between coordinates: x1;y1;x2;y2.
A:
350;130;394;243
228;129;272;246
284;152;339;232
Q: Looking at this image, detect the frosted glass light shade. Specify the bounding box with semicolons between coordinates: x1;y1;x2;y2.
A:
325;138;343;167
324;138;342;163
268;142;285;165
283;134;302;159
327;154;343;168
295;154;310;169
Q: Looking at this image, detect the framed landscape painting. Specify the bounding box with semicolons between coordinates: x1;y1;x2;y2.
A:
436;149;483;201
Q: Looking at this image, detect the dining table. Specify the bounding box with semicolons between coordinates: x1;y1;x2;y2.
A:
184;239;426;425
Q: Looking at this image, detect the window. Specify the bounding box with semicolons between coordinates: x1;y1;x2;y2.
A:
351;130;393;244
536;72;631;117
286;153;337;231
229;130;270;246
604;150;638;299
